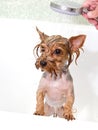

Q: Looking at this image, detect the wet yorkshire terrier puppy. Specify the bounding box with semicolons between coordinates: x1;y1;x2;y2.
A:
33;27;86;120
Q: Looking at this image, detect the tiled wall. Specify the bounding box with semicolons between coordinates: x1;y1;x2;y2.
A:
0;0;89;25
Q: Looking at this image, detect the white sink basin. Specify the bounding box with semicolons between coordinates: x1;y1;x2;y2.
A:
0;18;98;122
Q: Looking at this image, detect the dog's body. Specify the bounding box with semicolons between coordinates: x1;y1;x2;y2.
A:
37;69;74;118
34;28;86;120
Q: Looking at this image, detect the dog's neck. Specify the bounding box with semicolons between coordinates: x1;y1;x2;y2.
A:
43;65;69;80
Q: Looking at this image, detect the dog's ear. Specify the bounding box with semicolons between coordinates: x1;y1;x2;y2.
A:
68;35;86;52
36;27;48;41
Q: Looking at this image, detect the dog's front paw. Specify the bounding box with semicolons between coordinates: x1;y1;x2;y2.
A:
63;112;75;121
33;111;45;116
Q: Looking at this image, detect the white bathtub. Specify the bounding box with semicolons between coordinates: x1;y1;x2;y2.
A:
0;18;98;128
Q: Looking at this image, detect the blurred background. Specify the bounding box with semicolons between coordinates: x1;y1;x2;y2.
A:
0;0;89;25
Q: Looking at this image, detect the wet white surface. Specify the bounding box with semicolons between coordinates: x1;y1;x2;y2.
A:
0;110;98;130
0;19;98;122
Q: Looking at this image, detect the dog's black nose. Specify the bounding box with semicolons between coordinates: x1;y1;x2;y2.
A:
40;60;47;67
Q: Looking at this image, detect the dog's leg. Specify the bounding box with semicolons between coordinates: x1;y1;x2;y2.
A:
34;89;45;116
63;96;75;120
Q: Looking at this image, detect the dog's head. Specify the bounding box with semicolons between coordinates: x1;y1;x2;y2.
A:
34;27;86;76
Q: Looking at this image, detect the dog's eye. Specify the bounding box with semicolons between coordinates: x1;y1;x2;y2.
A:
54;49;61;55
41;49;45;52
41;47;45;52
